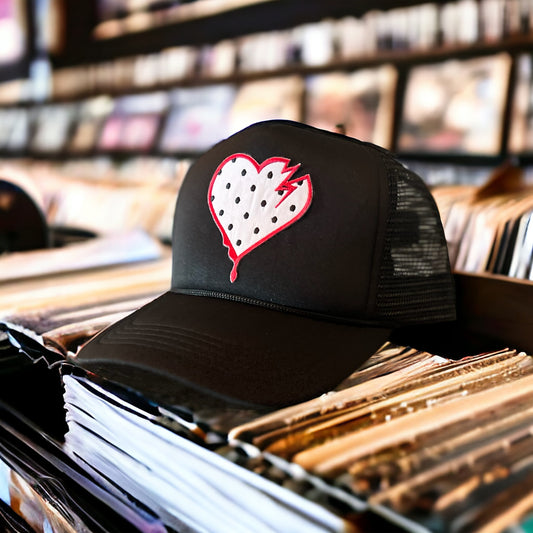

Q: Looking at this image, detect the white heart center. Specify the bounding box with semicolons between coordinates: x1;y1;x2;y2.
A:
208;153;313;281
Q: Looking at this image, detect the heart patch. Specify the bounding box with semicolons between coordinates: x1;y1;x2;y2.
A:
208;153;313;282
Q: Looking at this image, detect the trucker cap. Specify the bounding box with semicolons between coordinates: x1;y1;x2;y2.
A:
75;120;456;408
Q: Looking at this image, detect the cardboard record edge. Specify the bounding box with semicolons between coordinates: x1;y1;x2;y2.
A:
62;373;355;533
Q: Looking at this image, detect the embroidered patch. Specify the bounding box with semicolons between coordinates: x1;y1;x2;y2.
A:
208;153;313;282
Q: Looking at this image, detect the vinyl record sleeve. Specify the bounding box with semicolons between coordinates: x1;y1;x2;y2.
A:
398;54;511;155
30;104;77;154
227;76;304;135
68;97;114;154
305;65;397;149
0;401;166;532
158;85;236;153
0;0;27;65
61;371;363;533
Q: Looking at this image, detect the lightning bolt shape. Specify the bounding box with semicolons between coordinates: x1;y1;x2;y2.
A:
274;162;311;208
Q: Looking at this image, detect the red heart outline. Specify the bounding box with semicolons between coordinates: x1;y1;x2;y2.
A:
208;153;313;282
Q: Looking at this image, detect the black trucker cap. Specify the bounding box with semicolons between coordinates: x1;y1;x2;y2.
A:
76;120;456;408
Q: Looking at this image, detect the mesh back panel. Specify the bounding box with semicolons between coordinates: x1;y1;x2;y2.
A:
376;151;456;324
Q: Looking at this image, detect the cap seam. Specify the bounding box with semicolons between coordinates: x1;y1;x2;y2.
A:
171;288;396;329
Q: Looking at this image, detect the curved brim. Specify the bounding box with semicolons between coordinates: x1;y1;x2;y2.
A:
75;291;391;408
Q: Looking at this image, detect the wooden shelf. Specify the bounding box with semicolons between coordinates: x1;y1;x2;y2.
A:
89;0;446;43
93;0;281;40
389;272;533;358
454;271;533;355
54;0;453;66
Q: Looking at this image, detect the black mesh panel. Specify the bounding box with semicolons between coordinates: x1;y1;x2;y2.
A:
376;152;456;324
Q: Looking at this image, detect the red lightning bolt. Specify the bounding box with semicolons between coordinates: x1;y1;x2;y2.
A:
274;162;310;208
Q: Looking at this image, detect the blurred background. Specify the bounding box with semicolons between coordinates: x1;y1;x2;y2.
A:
0;0;532;280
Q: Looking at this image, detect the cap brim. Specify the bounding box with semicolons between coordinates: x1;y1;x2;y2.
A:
75;292;391;409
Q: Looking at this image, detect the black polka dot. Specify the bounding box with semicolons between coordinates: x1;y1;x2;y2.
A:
250;185;256;192
235;197;240;204
241;169;246;176
261;200;267;207
228;224;233;230
290;205;296;212
278;190;283;196
254;227;260;234
217;169;222;175
236;239;242;246
272;216;278;223
243;212;249;219
226;183;231;189
211;195;215;201
298;180;303;186
219;209;224;216
267;171;273;179
231;157;236;163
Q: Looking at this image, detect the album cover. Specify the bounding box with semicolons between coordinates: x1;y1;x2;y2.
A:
521;211;533;279
68;96;113;154
30;104;77;154
97;114;124;151
4;107;30;152
0;0;27;65
398;54;511;155
305;65;397;148
159;84;236;153
0;108;17;149
508;210;533;278
304;71;351;135
120;114;161;152
509;54;533;154
227;76;304;135
98;92;168;152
